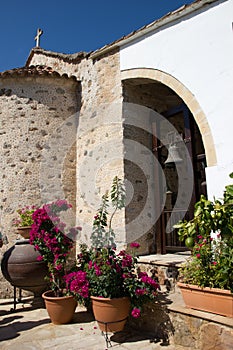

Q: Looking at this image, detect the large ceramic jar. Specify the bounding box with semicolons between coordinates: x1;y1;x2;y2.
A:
1;239;48;298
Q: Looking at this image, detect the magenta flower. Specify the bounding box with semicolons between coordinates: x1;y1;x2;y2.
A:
55;263;63;271
64;271;89;300
36;255;43;261
138;272;148;278
94;263;102;276
115;264;122;273
136;288;146;296
131;308;141;318
29;199;77;297
130;242;140;249
119;252;132;267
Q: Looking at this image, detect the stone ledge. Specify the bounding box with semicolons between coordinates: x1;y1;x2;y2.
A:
168;301;233;329
138;253;190;268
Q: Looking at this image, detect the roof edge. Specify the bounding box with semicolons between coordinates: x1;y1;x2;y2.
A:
90;0;219;59
0;65;79;82
26;47;89;67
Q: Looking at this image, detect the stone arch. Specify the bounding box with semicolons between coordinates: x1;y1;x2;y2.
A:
121;68;217;167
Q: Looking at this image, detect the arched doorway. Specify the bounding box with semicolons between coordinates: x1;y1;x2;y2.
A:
121;69;216;254
154;103;206;253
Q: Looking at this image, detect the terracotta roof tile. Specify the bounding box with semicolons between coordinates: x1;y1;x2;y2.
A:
0;65;78;81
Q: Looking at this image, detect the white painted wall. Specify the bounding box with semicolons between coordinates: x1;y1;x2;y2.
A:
120;0;233;199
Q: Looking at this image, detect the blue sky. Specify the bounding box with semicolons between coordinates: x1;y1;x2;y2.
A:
0;0;194;72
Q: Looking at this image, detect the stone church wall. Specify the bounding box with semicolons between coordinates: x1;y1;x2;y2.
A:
76;50;126;248
29;48;126;248
0;74;80;297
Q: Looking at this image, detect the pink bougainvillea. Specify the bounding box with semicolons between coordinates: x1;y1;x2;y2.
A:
76;242;160;317
29;199;81;297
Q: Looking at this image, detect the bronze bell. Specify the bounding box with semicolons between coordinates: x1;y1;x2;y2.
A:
164;144;183;167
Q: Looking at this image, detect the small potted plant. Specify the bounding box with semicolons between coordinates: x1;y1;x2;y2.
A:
13;205;38;239
29;199;82;324
174;173;233;317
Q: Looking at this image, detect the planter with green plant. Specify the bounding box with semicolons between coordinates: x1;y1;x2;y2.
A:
13;205;38;239
174;173;233;317
65;177;160;334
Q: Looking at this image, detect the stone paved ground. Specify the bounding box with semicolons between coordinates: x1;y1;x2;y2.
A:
0;299;190;350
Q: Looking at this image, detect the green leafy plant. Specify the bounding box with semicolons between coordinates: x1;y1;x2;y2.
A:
173;195;215;246
177;173;233;292
179;235;233;292
13;205;38;227
91;176;125;248
174;172;233;246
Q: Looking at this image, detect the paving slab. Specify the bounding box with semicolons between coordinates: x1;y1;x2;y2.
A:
0;299;184;350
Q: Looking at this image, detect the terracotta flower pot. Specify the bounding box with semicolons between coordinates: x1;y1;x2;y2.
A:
42;290;77;324
91;296;130;333
178;282;233;318
16;226;32;239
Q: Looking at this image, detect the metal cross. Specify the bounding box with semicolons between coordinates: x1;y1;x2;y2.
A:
34;28;43;47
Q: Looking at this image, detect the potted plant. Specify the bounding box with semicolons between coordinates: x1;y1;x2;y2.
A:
29;199;82;324
174;173;233;317
65;177;160;333
74;243;160;332
13;205;38;239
